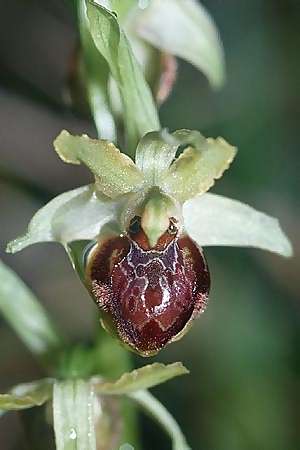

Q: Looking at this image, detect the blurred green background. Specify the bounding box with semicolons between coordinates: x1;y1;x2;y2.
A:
0;0;299;449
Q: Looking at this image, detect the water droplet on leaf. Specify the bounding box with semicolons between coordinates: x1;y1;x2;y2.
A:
69;428;77;440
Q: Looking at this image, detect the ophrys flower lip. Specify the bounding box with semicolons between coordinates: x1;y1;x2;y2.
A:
85;229;210;356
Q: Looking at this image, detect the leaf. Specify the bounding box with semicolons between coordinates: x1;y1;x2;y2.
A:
0;379;53;411
183;193;293;257
135;0;225;88
94;362;189;395
6;185;117;253
54;130;144;198
53;380;97;450
129;390;190;450
78;0;117;141
162;135;237;202
0;260;62;355
86;1;160;154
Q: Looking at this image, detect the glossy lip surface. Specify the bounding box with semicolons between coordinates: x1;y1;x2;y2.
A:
86;228;210;356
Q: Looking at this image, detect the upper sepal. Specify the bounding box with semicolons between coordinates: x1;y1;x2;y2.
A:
135;130;179;185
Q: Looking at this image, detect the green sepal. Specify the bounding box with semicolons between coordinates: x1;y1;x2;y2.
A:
6;185;118;253
183;193;293;257
135;129;205;185
135;130;179;185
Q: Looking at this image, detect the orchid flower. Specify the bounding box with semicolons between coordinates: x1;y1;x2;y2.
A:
7;129;292;356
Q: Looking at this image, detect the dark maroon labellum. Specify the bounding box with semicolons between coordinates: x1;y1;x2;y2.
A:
86;224;210;356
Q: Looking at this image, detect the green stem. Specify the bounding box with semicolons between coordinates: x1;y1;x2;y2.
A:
129;390;190;450
78;0;117;142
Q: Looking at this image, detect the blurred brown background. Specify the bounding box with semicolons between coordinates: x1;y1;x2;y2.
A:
0;1;299;449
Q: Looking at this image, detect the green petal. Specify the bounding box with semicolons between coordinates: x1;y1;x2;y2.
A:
7;185;117;253
53;380;97;450
86;1;160;154
129;390;190;450
54;130;144;198
78;0;117;141
94;362;189;395
136;0;225;88
183;193;293;257
0;379;53;411
0;260;62;356
162;134;237;202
